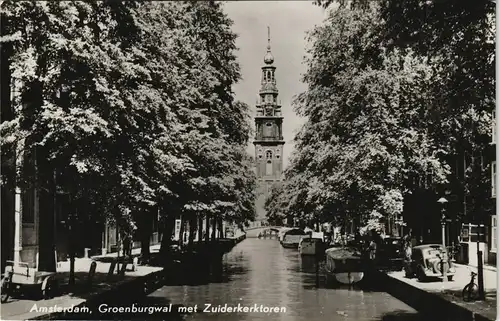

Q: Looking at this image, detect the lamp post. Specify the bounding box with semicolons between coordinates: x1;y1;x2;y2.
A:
437;197;448;284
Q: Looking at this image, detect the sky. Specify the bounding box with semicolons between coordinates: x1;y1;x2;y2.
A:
224;1;327;169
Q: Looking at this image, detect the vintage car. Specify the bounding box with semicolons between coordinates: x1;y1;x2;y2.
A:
404;244;455;281
378;237;404;271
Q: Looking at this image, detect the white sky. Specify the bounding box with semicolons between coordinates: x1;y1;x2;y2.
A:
224;1;327;168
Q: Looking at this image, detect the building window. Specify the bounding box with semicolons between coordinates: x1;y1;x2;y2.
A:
258;154;262;159
492;161;496;198
492;215;497;252
266;150;273;159
266;160;273;176
276;155;280;159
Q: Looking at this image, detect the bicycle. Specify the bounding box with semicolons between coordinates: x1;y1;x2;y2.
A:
462;270;479;302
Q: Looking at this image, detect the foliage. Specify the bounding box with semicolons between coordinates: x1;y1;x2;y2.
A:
267;0;495;231
0;1;256;236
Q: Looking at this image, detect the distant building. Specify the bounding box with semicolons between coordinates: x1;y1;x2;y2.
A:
253;27;285;226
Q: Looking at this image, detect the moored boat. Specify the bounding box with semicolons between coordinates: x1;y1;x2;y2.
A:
325;247;365;285
278;227;293;243
281;228;308;249
298;237;325;256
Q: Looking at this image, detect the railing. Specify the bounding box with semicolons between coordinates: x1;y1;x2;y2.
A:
245;225;283;231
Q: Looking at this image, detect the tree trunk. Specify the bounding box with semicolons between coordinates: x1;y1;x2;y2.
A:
0;27;15;272
205;214;210;244
211;217;217;241
37;167;57;272
188;214;196;250
160;214;175;255
218;218;224;239
140;209;153;262
33;80;56;273
197;215;203;244
178;214;185;249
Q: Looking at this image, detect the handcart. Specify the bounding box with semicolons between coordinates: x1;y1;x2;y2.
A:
1;260;58;302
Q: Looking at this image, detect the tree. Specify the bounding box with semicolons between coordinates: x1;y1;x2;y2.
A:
311;0;495;227
267;2;460;234
1;1;256;271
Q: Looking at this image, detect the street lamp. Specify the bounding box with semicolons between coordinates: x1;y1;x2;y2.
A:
437;197;448;247
437;197;448;284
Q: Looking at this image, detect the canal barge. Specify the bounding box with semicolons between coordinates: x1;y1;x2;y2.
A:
298;237;326;256
280;228;308;249
325;247;365;285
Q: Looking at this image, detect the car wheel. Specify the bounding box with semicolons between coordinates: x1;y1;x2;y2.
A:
404;266;412;278
1;276;11;303
417;267;427;282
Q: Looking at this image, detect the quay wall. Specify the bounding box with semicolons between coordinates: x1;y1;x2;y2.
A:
30;233;246;320
369;270;493;321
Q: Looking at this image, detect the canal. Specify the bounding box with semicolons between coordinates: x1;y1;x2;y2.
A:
129;238;434;321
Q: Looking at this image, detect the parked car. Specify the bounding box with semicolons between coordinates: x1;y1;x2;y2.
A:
404;244;455;282
378;237;404;270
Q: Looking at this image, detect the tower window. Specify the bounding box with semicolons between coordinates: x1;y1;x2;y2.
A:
266;150;273;159
258;154;262;159
276;155;280;159
266;123;272;127
266;160;273;176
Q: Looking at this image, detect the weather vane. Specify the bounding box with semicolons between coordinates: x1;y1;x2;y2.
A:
267;26;271;49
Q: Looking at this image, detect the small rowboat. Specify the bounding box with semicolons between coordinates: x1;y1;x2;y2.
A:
325;247;364;285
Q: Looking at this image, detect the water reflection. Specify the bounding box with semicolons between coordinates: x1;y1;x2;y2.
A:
134;239;436;321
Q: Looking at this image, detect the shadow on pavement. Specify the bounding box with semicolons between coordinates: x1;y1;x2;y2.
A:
377;310;434;321
1;271;138;303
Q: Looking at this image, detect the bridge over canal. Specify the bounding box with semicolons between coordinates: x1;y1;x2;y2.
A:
244;226;284;238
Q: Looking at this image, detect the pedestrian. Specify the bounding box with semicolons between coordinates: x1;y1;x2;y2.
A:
122;231;131;258
402;231;412;261
123;221;137;258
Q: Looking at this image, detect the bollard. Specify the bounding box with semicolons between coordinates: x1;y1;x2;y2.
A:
119;262;127;278
87;261;97;287
84;248;90;259
132;257;138;272
107;261;117;281
477;250;485;300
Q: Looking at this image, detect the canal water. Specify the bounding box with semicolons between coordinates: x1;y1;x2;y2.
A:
130;238;433;321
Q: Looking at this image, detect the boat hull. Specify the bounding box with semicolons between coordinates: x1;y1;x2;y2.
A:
281;234;307;249
333;272;364;285
281;242;299;249
325;247;365;285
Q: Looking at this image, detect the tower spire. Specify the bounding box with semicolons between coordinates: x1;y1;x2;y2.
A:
264;26;274;65
267;26;271;50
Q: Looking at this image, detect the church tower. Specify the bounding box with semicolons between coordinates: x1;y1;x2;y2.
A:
253;27;285;224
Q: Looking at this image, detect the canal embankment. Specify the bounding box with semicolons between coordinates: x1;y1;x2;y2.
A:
371;265;496;321
1;234;246;320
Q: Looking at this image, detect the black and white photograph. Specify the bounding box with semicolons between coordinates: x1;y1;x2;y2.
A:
0;1;497;320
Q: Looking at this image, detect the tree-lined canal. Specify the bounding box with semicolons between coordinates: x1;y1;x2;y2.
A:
137;238;433;321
